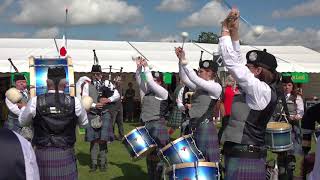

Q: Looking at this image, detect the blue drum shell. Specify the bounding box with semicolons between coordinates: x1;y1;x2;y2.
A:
160;135;204;165
123;126;156;160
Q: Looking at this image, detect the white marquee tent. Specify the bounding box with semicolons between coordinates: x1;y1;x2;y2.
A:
0;38;319;73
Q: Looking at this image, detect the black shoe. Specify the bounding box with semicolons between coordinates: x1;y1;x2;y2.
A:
100;164;107;172
89;164;97;172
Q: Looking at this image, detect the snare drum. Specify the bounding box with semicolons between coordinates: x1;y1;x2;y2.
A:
265;122;293;152
122;126;157;160
166;162;219;180
159;134;205;166
29;56;75;97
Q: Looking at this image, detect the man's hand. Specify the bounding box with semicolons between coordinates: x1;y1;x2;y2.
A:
95;103;104;109
17;102;26;109
99;97;111;105
185;104;192;110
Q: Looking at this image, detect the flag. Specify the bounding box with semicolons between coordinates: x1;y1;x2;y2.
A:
59;35;67;57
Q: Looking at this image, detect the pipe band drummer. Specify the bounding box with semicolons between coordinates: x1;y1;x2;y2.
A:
175;46;222;163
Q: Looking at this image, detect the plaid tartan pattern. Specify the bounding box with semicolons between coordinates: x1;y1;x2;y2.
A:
224;156;266;180
289;123;303;155
4;117;22;134
144;118;170;148
35;147;77;180
193;121;220;162
167;107;183;128
85;111;114;142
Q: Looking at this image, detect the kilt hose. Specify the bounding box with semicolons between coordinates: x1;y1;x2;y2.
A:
144;118;170;180
224;156;266;180
35;147;77;180
193;121;220;162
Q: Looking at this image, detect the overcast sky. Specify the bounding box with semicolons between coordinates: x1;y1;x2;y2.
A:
0;0;319;51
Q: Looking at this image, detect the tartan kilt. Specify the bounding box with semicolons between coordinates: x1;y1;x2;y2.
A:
289;123;303;155
224;156;266;180
144;118;170;148
193;121;220;162
85;111;114;142
167;107;183;128
35;147;77;180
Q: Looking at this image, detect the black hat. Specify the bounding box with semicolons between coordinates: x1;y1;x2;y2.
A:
281;75;293;84
151;71;162;81
47;67;66;81
14;73;26;82
199;57;219;72
246;49;277;72
91;65;102;73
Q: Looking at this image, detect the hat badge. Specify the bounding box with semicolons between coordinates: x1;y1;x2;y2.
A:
249;51;258;61
203;61;210;68
154;72;160;77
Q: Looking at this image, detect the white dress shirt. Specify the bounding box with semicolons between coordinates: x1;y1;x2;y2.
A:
13;131;40;180
219;36;272;110
176;86;186;111
19;90;88;127
135;66;168;100
179;63;222;100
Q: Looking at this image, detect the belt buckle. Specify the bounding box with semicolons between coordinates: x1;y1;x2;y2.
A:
248;145;255;152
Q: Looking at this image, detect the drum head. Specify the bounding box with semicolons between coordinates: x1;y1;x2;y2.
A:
267;122;291;131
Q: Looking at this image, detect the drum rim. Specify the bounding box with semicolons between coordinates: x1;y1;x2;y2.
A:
266;143;293;152
123;126;146;139
166;161;217;173
160;134;193;152
266;122;292;131
131;145;157;161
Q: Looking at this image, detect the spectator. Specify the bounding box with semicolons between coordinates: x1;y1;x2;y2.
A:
124;82;135;122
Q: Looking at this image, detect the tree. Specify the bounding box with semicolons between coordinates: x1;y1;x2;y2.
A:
196;32;219;44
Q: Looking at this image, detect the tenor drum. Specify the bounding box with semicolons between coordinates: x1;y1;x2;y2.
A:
166;162;219;180
265;122;293;152
122;126;157;160
29;57;75;97
159;134;205;166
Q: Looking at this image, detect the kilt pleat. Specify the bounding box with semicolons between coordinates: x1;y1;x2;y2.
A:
224;156;266;180
35;147;78;180
193;121;220;162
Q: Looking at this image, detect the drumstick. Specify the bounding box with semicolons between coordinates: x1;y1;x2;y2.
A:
127;41;150;61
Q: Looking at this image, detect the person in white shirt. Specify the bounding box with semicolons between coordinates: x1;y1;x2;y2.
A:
219;8;281;180
0;128;39;180
4;74;29;135
175;47;222;163
134;56;169;180
19;67;88;180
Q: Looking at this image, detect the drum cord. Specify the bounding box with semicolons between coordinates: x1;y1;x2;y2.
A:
186;138;204;161
194;161;199;180
190;136;205;160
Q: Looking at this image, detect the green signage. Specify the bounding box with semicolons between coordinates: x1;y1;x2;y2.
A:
163;72;172;84
282;72;309;83
10;72;30;86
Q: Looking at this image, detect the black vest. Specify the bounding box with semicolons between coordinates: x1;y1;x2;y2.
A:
222;81;279;146
0;128;26;180
33;93;77;147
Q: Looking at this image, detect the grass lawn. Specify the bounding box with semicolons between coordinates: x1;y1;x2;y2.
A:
76;122;316;179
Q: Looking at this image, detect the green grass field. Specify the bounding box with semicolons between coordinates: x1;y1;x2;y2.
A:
75;122;316;179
